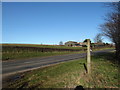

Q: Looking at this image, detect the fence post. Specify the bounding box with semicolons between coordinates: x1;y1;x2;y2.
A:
87;39;91;74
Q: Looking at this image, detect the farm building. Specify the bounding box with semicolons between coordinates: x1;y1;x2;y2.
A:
65;40;113;48
65;41;80;47
65;41;86;47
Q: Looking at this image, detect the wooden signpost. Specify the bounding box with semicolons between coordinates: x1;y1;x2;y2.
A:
87;39;91;74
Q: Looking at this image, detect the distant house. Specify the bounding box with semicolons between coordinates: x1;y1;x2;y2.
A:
79;42;87;47
65;41;78;47
65;41;86;47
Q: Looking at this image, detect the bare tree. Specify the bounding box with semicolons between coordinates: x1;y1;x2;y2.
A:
100;2;120;60
94;33;103;43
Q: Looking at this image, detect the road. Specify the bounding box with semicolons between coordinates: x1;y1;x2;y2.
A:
2;49;114;77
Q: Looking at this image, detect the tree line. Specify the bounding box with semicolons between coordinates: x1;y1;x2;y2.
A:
100;2;120;61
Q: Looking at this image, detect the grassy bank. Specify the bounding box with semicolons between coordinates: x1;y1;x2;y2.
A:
2;51;84;61
5;52;119;88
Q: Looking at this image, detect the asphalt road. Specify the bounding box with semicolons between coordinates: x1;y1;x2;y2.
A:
2;49;114;77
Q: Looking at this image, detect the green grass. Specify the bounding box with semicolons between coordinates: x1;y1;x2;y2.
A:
6;59;86;88
93;47;114;51
2;44;114;60
2;44;86;60
5;52;119;88
80;52;119;88
2;51;84;61
2;44;86;49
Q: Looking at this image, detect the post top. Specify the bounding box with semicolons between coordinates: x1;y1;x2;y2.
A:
83;39;91;42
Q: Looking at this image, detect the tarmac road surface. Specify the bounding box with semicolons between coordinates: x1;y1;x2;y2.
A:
2;49;114;77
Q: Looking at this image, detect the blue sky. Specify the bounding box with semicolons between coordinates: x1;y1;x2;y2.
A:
2;2;111;45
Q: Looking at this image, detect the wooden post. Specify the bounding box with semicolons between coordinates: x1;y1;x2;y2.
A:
87;39;91;74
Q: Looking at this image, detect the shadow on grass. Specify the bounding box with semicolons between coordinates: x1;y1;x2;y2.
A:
93;52;118;65
79;63;87;73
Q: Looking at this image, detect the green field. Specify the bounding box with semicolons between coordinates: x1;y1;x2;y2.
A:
2;44;86;49
2;44;86;60
5;52;119;88
2;44;113;60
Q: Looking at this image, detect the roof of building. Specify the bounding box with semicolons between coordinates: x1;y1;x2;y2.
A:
65;41;77;43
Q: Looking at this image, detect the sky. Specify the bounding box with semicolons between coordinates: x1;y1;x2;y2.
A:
2;2;111;45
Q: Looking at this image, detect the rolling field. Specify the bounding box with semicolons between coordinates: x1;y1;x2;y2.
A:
2;44;86;60
1;44;113;60
2;44;86;49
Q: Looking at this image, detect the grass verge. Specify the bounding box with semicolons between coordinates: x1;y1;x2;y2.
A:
2;51;85;61
4;52;119;88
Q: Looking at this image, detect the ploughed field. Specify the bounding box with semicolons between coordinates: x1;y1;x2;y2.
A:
2;44;86;52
